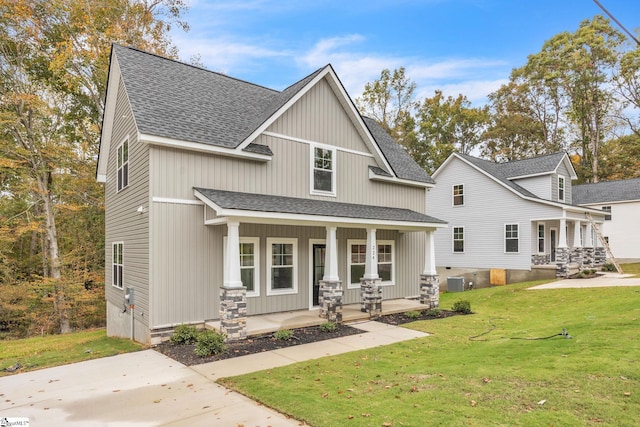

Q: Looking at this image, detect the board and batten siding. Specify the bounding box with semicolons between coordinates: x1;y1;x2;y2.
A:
552;162;573;204
105;76;150;342
429;157;562;270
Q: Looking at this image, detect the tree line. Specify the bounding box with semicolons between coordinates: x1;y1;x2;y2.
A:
356;16;640;183
1;5;638;339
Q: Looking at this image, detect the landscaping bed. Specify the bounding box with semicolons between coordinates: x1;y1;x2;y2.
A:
375;308;459;325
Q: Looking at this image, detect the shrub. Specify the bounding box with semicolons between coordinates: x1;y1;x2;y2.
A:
319;322;337;333
405;310;421;319
576;272;586;278
274;329;294;340
194;330;227;357
452;300;472;314
424;308;442;316
602;263;617;272
170;324;199;345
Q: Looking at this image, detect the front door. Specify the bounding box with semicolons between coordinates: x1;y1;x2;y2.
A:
312;244;326;307
550;229;557;262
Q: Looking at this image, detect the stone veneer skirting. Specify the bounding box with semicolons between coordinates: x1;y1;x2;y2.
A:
555;247;571;278
319;280;343;323
570;247;583;269
360;278;383;317
594;247;606;266
531;254;551;265
219;286;247;341
419;274;439;309
583;247;595;267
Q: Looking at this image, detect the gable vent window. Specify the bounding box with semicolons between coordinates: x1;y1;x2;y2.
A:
602;206;612;221
312;146;335;195
117;139;129;192
453;184;464;206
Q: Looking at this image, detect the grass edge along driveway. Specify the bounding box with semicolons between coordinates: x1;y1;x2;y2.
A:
220;280;640;427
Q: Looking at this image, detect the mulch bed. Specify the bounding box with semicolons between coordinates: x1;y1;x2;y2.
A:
154;310;460;366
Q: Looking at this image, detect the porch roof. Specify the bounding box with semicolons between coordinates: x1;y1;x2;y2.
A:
194;187;447;230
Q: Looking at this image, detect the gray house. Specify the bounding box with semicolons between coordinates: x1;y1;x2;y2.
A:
574;178;640;262
429;152;607;285
96;45;446;344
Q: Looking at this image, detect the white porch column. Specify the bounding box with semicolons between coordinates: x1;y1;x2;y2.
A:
363;228;379;280
422;230;437;275
558;218;568;248
573;220;582;248
584;222;593;247
323;226;340;282
223;220;243;288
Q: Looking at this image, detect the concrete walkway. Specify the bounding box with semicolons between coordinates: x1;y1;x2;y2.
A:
528;272;640;290
0;321;428;426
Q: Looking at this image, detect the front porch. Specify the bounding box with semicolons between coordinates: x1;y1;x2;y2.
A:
206;297;427;337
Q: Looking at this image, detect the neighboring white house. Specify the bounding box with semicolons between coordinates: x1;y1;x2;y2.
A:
428;152;607;286
573;177;640;262
96;45;446;343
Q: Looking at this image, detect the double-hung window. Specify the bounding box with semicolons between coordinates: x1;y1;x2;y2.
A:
117;139;129;192
347;240;394;287
505;224;519;253
240;238;259;297
112;242;124;289
453;227;464;253
312;146;336;195
453;184;464;206
267;238;297;295
538;224;545;253
602;206;612;220
558;176;565;202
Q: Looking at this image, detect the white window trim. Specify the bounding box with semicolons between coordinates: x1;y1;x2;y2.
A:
505;223;520;254
537;223;545;254
116;137;129;193
346;239;395;289
452;226;465;253
310;144;337;197
452;183;464;207
557;175;565;202
224;237;260;297
112;241;124;289
266;237;298;296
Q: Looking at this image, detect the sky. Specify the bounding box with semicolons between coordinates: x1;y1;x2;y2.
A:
169;0;640;106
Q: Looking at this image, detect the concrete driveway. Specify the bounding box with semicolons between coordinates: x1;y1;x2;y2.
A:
528;272;640;289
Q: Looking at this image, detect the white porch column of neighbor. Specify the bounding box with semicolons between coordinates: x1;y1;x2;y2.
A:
593;221;607;266
319;226;343;322
420;230;440;309
219;220;247;341
360;228;383;316
556;218;571;278
571;220;584;269
584;221;595;267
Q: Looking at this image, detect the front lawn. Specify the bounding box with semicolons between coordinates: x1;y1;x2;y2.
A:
220;280;640;426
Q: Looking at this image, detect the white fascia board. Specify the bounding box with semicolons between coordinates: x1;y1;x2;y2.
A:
579;199;640;206
96;52;121;182
140;134;271;162
507;171;553;180
431;152;457;179
368;168;434;189
557;154;578;180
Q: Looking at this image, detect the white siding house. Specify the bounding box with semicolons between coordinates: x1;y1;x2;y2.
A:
429;152;607;285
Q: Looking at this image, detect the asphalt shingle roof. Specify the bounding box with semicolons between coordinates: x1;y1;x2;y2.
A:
457;153;539;199
194;188;446;224
113;45;434;185
573;178;640;204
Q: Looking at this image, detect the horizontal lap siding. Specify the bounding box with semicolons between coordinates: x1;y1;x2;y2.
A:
105;77;150;329
513;175;551;199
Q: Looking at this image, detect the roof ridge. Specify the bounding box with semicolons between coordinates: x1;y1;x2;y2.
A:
501;151;567;164
113;43;279;94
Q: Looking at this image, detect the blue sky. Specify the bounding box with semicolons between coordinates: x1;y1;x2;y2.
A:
171;0;640;105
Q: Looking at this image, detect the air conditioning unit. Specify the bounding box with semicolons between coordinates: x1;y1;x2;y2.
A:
447;277;464;292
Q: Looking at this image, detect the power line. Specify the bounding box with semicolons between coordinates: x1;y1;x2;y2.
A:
593;0;640;46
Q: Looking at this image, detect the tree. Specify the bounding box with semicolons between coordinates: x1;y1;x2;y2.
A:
0;0;188;336
412;91;489;172
615;47;640;137
355;67;419;148
598;134;640;181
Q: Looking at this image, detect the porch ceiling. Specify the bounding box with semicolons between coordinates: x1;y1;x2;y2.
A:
193;187;447;231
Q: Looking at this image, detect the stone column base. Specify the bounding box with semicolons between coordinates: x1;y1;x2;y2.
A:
555;247;570;278
583;247;594;267
420;274;439;309
219;286;247;341
571;247;583;269
360;278;382;317
594;247;606;266
319;280;343;323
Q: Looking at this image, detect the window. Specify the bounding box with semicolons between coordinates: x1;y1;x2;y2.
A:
347;240;395;288
267;238;297;295
112;242;123;289
558;176;565;202
602;206;612;221
453;184;464;206
223;237;260;296
453;227;464;253
538;224;545;253
312;146;335;195
505;224;519;253
117;139;129;192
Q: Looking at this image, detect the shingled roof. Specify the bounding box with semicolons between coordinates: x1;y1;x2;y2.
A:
111;45;433;185
573;177;640;204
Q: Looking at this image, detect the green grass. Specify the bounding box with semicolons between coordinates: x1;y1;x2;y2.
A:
0;329;143;376
621;262;640;277
221;279;640;427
